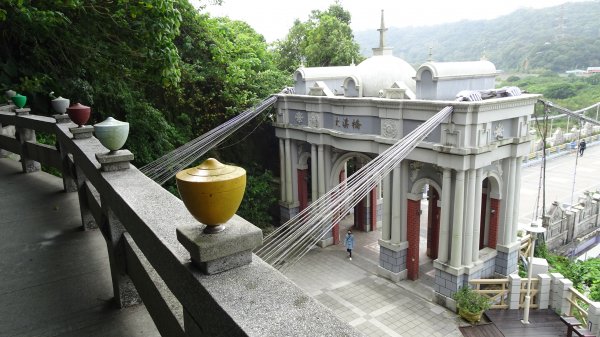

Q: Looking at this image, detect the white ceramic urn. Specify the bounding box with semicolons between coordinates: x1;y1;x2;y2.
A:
5;90;15;103
93;117;130;153
51;96;70;114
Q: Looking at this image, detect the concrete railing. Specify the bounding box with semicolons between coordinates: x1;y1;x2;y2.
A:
0;104;360;337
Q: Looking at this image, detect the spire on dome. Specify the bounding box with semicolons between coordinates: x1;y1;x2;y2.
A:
372;10;393;56
378;9;387;49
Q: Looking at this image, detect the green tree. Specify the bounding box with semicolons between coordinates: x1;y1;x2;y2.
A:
273;2;364;72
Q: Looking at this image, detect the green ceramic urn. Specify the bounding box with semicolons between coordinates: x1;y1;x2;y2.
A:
93;117;130;153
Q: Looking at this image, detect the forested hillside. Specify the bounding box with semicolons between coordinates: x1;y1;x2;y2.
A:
355;1;600;72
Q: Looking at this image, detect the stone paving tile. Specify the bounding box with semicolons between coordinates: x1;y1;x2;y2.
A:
285;247;464;337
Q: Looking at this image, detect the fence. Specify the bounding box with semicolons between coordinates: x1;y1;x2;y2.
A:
469;272;600;335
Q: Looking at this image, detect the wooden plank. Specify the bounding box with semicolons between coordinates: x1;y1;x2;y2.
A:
459;323;504;337
485;309;569;337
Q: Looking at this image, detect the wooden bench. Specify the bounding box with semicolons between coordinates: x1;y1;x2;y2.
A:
573;326;595;337
560;316;595;337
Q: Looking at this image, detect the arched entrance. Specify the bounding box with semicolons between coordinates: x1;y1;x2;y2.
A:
407;179;442;281
480;176;501;249
330;152;377;245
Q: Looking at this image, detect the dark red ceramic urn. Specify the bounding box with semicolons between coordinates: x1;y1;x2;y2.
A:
66;103;91;127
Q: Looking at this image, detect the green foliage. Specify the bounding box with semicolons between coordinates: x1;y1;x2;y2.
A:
535;241;600;302
2;0;289;175
236;168;277;230
453;286;492;313
500;74;600;115
544;83;577;99
273;2;364;72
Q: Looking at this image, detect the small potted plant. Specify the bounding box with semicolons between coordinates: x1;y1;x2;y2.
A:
453;286;492;324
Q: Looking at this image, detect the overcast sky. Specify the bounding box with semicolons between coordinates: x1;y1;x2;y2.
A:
192;0;590;42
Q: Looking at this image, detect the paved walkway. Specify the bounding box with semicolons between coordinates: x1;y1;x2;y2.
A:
285;217;466;337
0;157;159;337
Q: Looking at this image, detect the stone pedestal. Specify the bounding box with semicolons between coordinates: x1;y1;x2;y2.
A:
177;218;263;275
70;125;93;139
378;240;408;282
531;257;549;276
53;114;71;124
15;108;30;116
95;149;134;172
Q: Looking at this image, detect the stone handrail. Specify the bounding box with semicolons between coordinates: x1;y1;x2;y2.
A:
0;105;360;337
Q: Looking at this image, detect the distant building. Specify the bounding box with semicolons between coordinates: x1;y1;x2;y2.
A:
566;69;587;75
586;67;600;73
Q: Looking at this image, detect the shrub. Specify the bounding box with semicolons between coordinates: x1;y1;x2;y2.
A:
453;286;492;313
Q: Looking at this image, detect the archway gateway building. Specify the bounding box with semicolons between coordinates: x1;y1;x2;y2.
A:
273;12;539;308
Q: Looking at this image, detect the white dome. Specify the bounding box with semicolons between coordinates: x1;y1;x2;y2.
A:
355;55;416;97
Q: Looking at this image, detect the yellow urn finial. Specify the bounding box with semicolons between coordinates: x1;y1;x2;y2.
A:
176;158;246;234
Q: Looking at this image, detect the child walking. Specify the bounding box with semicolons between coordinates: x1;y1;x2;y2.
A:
344;230;354;260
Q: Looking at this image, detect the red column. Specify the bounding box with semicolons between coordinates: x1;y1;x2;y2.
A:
427;189;440;259
297;169;308;211
370;188;377;231
407;199;421;280
488;198;500;249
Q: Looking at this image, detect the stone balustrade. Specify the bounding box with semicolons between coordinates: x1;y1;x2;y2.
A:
0;104;360;337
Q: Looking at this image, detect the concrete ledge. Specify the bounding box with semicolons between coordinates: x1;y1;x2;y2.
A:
96;150;134;172
177;217;262;274
70;125;93;139
378;265;407;282
15;108;30;115
433;260;465;276
496;241;521;254
53;114;71;124
378;239;408;251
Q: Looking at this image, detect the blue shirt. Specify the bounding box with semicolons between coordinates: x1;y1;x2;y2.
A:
345;234;354;250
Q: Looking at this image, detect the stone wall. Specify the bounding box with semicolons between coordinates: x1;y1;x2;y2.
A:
544;190;600;253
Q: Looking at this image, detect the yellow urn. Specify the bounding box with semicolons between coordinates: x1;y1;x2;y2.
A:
176;158;246;234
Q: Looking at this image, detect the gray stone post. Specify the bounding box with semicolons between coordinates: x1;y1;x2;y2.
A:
74;165;97;230
537;273;551;309
100;200;141;308
550;273;564;311
588;302;600;336
558;278;574;316
56;142;77;193
508;274;521;310
14;108;41;172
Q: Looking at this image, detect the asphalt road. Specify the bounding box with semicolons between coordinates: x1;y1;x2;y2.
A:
518;142;600;227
